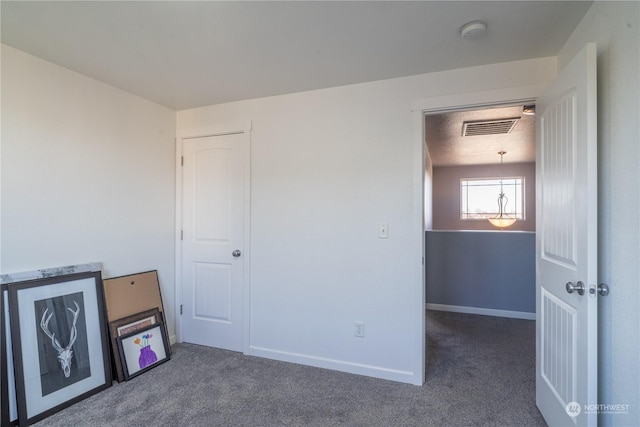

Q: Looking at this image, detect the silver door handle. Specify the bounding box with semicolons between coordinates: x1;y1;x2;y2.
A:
597;283;609;296
232;250;242;258
566;281;585;296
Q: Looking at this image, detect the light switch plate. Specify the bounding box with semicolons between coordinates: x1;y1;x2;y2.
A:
378;222;389;238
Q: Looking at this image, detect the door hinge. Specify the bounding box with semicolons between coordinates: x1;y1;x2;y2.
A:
422;257;424;265
181;230;183;240
180;304;183;315
181;156;184;166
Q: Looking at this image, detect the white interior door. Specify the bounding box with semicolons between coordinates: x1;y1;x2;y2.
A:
181;132;248;352
536;43;598;426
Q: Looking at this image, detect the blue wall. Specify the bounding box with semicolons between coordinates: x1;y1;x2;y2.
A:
426;231;535;313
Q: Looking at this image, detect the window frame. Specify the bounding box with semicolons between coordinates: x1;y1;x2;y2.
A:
460;176;525;221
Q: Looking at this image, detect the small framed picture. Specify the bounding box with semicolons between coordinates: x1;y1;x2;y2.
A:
108;308;161;382
8;271;112;426
117;322;169;381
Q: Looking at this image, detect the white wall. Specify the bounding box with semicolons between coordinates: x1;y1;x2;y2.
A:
0;46;177;337
558;2;640;425
177;57;556;383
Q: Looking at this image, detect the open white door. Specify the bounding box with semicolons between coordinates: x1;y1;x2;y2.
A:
536;43;598;426
180;132;249;352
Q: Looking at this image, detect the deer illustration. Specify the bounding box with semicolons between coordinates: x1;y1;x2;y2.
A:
40;301;80;378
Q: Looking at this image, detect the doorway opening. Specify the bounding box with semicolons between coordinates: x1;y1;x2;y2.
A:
412;87;544;387
421;101;539;418
424;103;537;320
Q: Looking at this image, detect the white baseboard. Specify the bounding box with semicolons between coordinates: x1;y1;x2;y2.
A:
425;303;535;320
247;345;421;385
169;334;177;346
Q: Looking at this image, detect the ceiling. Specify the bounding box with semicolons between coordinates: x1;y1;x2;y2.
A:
426;105;536;166
1;1;592;111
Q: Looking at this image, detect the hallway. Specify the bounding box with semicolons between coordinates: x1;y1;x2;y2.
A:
426;310;546;426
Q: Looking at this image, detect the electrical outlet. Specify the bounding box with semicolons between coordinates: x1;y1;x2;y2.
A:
354;321;365;337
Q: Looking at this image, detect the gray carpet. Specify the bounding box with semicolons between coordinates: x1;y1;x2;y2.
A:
34;311;546;426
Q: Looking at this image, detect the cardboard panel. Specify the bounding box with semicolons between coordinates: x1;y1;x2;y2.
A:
103;270;171;366
103;271;164;322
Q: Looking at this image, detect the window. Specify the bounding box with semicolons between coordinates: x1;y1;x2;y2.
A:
460;177;524;220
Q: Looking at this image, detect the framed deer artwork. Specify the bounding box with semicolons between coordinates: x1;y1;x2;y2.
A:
8;271;112;426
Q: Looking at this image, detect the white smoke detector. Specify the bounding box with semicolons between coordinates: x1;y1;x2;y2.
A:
460;21;487;40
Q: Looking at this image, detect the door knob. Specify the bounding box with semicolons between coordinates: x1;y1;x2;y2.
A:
566;281;585;296
232;250;241;257
597;283;609;296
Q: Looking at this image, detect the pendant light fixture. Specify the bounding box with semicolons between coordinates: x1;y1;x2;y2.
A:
488;151;516;229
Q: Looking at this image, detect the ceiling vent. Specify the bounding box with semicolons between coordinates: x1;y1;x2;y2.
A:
462;118;520;137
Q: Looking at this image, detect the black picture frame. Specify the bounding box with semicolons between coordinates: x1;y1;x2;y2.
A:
8;271;112;426
1;285;18;427
117;321;169;381
108;308;162;383
1;284;6;426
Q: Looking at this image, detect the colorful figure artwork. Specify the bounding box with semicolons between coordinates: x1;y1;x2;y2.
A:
118;322;169;380
134;333;158;369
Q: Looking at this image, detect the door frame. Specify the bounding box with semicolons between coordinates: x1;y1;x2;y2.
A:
411;84;547;383
174;122;252;352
